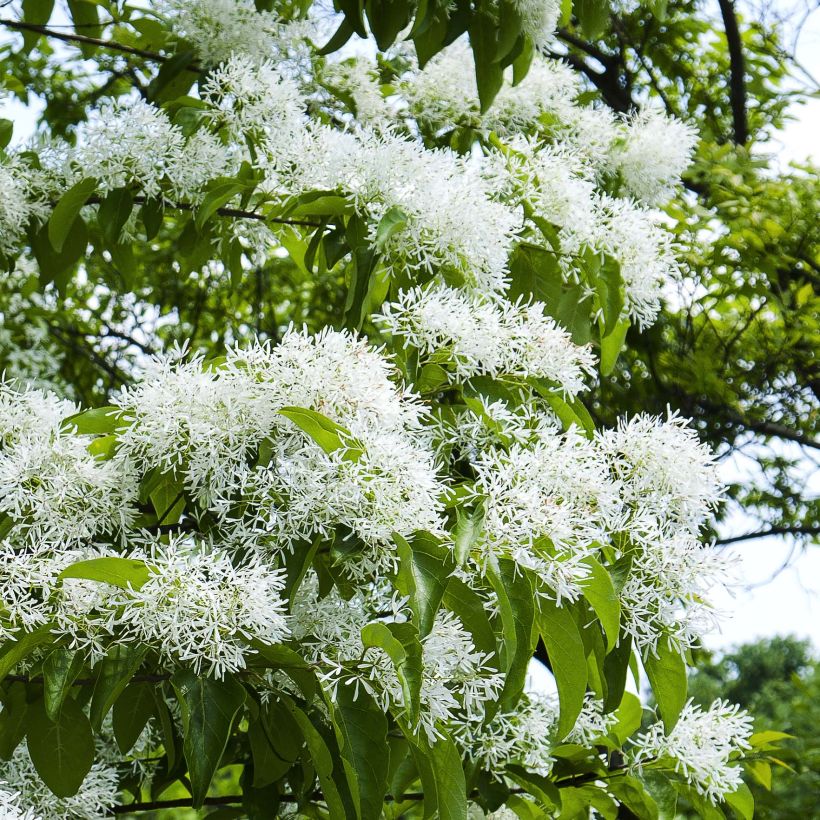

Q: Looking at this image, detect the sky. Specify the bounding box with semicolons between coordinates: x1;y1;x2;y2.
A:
2;1;818;661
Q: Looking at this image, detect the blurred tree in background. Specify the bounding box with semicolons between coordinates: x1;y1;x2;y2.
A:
688;637;820;818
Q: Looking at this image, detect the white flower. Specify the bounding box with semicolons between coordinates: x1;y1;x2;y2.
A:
168;129;235;202
203;55;304;142
379;286;596;392
612;107;698;204
565;693;618;746
73;99;185;198
113;348;278;508
158;0;311;67
0;784;40;820
0;383;137;552
292;579;501;741
593;194;681;327
472;428;621;602
320;58;392;125
268;126;518;294
220;330;445;572
0;157;48;257
0;744;118;820
118;535;290;678
631;699;753;803
457;692;558;777
510;0;561;50
483;138;598;255
597;411;723;533
618;531;731;654
401;43;579;135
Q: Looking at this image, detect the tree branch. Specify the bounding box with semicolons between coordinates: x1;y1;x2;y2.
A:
716;524;820;546
716;0;749;144
0;18;201;71
50;194;323;228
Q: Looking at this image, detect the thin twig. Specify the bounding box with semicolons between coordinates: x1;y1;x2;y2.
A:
0;18;201;70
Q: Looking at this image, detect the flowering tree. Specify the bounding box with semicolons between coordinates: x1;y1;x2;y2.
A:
0;0;783;817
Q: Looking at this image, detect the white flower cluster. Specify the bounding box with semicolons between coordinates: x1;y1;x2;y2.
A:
401;43;696;206
613;107;699;205
114;329;443;575
119;536;290;678
458;693;558;777
597;413;727;652
472;428;621;603
0;785;40;820
292;575;503;741
0;157;48;257
0;383;137;552
631;699;753;803
157;0;312;68
265;125;518;293
378;286;596;393
459;691;616;778
510;0;561;50
470;412;727;652
0;744;117;820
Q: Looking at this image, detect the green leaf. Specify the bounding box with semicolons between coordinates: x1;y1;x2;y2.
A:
505;765;561;809
0;119;12;150
470;13;505;112
644;641;687;732
407;730;467;820
344;212;379;329
279;406;363;460
374;205;408;250
42;648;85;720
600;318;630;376
487;559;535;709
361;622;423;725
59;557;152;591
98;187;135;244
67;1;100;56
595;257;624;336
0;625;55;683
392;531;453;638
442;578;497;659
365;0;412;50
724;781;754;820
744;759;772;790
248;712;290;788
329;685;389;820
0;682;29;760
452;502;485;567
31;214;88;292
555;283;593;344
607;775;659;820
536;599;587;739
113;682;156;754
171;669;247;808
580;556;621;652
90;643;148;730
48;177;97;252
749;730;794;746
574;0;610;39
612;691;643;743
63;405;124;435
26;697;94;798
195;178;249;231
508;243;564;306
21;0;55;51
280;695;350;820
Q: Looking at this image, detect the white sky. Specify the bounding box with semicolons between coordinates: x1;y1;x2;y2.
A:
2;2;818;659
